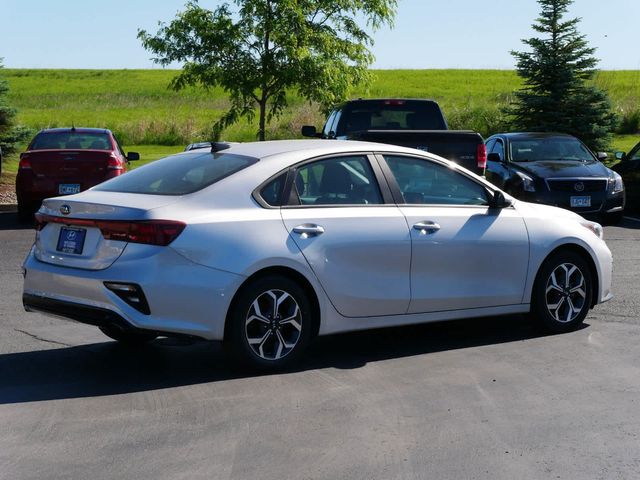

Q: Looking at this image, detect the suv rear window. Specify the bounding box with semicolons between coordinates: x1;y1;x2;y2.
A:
30;132;112;150
94;151;258;195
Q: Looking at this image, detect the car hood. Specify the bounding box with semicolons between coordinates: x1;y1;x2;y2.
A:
514;160;611;179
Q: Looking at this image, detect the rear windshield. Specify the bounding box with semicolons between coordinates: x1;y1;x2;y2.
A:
94;151;258;195
30;132;112;150
336;100;446;135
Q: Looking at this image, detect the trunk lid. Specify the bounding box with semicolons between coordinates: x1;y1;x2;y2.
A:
25;149;116;179
34;192;181;270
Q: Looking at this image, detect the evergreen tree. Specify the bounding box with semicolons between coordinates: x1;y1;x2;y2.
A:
508;0;617;151
0;60;30;169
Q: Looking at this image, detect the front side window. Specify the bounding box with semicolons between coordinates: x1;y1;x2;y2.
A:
322;110;338;137
95;151;257;195
384;155;489;206
292;156;383;206
491;139;505;160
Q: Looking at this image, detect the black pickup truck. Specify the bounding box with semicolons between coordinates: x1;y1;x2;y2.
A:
302;99;486;175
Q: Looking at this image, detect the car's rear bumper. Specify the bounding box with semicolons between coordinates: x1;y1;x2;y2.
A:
22;246;245;340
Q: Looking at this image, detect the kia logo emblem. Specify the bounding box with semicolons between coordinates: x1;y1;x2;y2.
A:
574;182;585;192
60;205;71;215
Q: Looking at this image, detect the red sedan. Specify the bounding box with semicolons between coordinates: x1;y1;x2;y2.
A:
16;128;138;220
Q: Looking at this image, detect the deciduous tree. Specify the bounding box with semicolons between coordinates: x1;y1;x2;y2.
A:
508;0;617;151
139;0;397;141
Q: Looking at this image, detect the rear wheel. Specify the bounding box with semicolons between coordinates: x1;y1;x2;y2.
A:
226;275;313;370
530;251;593;333
99;324;157;345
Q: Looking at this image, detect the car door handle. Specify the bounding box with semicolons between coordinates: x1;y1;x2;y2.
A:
413;221;441;233
293;224;325;236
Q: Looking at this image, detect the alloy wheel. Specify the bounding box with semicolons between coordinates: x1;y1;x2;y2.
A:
245;289;303;361
545;262;587;323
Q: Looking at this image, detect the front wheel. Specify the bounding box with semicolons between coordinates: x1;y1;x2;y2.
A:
226;275;313;370
530;251;593;333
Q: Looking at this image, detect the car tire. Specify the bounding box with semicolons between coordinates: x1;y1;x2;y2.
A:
99;325;157;345
226;275;313;370
602;211;623;225
530;251;593;333
17;201;35;223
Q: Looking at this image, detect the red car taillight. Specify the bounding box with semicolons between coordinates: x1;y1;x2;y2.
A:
19;153;32;169
477;143;487;170
35;214;186;246
107;154;124;170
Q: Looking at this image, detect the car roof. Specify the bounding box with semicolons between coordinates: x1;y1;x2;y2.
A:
186;139;432;161
38;128;112;134
492;132;575;139
344;98;438;104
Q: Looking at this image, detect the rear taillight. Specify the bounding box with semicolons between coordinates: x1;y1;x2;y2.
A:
34;214;186;246
107;154;124;170
19;153;32;169
477;143;487;170
99;220;185;246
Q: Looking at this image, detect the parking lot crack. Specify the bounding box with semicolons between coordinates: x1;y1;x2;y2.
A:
14;328;72;347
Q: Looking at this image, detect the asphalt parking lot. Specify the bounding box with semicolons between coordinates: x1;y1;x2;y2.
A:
1;212;639;480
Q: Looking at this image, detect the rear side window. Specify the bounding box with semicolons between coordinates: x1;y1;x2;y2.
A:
95;152;258;195
259;173;287;206
30;132;112;150
292;156;382;205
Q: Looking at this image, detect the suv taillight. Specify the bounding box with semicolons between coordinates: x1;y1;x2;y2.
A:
477;143;487;170
34;214;186;246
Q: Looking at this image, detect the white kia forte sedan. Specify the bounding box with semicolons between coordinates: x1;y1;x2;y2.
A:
23;140;613;368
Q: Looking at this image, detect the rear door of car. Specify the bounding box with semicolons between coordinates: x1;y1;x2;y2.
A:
377;153;530;313
280;153;412;317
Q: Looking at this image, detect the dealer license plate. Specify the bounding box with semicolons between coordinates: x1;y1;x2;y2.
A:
58;183;81;195
570;196;591;208
56;227;86;255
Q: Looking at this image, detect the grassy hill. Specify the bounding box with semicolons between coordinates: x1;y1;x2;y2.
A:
2;68;639;173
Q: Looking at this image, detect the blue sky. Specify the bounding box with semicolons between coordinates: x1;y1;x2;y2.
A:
1;0;638;69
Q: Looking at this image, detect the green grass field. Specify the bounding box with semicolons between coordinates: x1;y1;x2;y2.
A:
2;68;639;176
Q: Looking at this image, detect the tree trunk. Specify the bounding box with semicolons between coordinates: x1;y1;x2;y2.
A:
258;96;267;141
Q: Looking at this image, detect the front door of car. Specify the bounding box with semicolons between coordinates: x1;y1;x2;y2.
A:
280;154;411;318
380;154;530;313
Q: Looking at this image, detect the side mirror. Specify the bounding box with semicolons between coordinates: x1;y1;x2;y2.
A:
490;190;512;209
487;152;503;163
126;152;140;161
301;125;318;138
615;151;626;161
596;152;608;161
